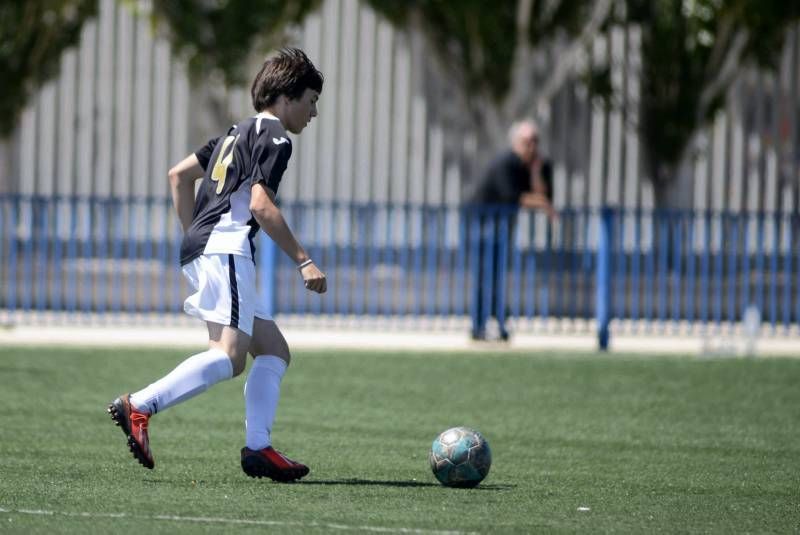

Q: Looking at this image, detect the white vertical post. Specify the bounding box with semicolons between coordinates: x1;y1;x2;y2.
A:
353;6;376;205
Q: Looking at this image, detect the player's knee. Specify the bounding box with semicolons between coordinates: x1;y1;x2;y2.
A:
229;353;248;377
271;333;291;365
274;346;291;366
254;341;290;366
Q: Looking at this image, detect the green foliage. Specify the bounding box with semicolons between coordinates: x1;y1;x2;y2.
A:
626;0;800;184
365;0;592;102
0;0;97;137
150;0;322;87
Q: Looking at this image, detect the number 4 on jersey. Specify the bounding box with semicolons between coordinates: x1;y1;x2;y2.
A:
211;134;240;194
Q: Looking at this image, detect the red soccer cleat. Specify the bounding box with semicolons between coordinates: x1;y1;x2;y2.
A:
241;446;310;482
107;394;154;469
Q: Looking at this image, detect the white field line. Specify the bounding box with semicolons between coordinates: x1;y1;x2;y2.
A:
0;507;477;535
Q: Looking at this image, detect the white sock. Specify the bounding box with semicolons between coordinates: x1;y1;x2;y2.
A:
129;348;233;415
244;355;288;450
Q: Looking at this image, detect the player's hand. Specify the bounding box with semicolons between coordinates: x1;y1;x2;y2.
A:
300;262;327;294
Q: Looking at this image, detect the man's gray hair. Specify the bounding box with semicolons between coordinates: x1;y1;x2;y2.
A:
508;118;539;145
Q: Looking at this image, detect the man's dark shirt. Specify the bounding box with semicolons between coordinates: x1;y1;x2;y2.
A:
467;150;552;205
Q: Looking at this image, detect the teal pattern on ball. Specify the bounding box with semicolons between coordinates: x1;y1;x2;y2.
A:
429;426;492;488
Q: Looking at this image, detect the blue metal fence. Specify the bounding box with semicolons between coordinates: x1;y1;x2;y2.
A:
1;195;798;345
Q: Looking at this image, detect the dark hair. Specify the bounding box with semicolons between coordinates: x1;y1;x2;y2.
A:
251;47;324;111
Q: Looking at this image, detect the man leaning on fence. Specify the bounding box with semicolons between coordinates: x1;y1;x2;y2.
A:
464;118;556;342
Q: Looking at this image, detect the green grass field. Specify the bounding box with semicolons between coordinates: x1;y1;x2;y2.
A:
1;345;798;534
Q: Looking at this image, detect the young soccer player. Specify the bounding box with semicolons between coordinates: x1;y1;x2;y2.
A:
108;48;325;482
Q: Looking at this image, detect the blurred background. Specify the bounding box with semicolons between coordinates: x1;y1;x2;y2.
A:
0;0;798;351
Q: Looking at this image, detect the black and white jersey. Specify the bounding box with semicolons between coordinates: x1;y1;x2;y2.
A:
180;112;292;266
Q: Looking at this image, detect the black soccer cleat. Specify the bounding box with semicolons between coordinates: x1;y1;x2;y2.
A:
241;446;310;482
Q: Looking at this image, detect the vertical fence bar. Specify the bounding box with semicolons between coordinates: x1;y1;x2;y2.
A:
326;203;337;315
481;212;495;334
468;210;482;331
630;208;641;325
567;210;579;322
657;213;668;327
52;198;64;314
311;203;323;317
66;197;77;314
581;207;593;323
393;204;404;317
769;212;779;330
700;211;711;328
713;213;724;330
496;210;510;334
338;202;348;316
396;205;405;319
21;197;33;313
7;198;18;314
367;204;380;317
755;213;765;316
727;214;739;329
614;208;626;322
425;207;439;316
97;199;108;318
36;198;49;313
685;212;696;326
539;218;551;322
83;198;94;315
354;204;366;316
796;214;800;326
671;213;682;332
0;197;5;314
644;211;656;329
171;208;183;315
142;197;152;318
411;205;424;320
781;213;791;332
439;207;452;317
741;214;751;322
111;199;123;315
126;199;137;314
0;197;4;313
596;207;612;350
156;199;169;315
554;214;567;323
455;207;467;318
382;205;394;315
510;211;524;322
524;214;536;320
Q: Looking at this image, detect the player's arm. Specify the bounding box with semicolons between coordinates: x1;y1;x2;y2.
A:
249;183;327;294
168;154;205;232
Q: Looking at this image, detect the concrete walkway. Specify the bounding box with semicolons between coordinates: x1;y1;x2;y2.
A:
0;313;797;357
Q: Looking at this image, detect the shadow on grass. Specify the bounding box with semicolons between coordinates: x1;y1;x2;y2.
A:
300;478;514;490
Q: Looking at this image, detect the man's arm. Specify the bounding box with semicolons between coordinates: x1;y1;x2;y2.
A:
249;182;327;294
519;191;557;219
519;158;557;219
168;154;205;232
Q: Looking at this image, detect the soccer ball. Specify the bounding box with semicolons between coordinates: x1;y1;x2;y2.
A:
429;427;491;488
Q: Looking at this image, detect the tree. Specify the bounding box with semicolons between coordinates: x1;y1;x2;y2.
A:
625;0;800;204
0;0;98;137
149;0;321;87
2;0;797;206
365;0;614;166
